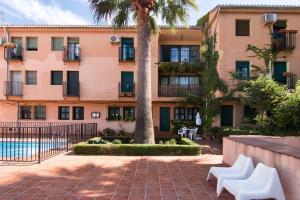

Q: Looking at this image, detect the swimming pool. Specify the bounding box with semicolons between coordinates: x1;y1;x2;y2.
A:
0;141;67;159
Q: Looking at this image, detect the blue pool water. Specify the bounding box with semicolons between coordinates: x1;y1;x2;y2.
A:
0;141;66;158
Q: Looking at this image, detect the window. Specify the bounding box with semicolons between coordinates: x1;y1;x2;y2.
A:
20;106;31;120
51;37;64;51
244;105;256;119
34;105;46;120
160;45;200;62
120;38;134;61
25;71;37;85
26;37;38;51
236;20;250;36
107;107;121;120
236;61;250;79
51;71;63;85
160;76;200;85
73;107;84;120
174;107;185;120
58;106;70;120
123;107;135;120
187;108;198;121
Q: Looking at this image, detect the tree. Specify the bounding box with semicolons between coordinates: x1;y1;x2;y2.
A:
241;76;288;127
89;0;198;144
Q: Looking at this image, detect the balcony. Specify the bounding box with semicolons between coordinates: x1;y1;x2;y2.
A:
119;46;135;62
63;82;80;97
5;46;23;61
3;81;23;97
283;72;298;89
272;30;297;51
158;84;201;97
160;47;200;63
119;83;135;97
64;45;80;62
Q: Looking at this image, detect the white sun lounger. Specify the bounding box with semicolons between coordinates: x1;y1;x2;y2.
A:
207;154;254;194
219;163;286;200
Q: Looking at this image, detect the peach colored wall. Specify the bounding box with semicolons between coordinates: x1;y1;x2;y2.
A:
214;10;300;85
223;137;300;200
0;27;202;131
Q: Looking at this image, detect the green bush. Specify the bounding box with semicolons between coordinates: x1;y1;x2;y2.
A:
102;128;116;136
111;139;122;144
74;138;200;156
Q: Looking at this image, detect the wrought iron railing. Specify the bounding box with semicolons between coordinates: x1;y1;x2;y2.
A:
63;82;80;97
5;46;23;61
284;72;298;89
64;45;80;61
3;81;23;97
272;30;297;51
0;122;98;163
158;84;201;97
119;46;135;61
118;82;135;97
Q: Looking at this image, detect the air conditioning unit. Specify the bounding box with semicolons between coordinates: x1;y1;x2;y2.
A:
110;35;120;43
264;13;277;24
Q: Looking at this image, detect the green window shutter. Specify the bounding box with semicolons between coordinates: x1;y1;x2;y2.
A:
236;61;250;79
121;72;134;92
26;37;38;51
274;62;287;84
52;37;64;51
236;20;250;36
51;71;63;85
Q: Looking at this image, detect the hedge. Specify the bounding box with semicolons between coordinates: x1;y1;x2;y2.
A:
73;138;200;156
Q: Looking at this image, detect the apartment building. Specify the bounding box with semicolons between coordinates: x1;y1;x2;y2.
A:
207;5;300;127
0;25;202;132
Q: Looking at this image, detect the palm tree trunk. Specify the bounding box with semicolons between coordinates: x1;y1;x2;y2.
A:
134;13;155;144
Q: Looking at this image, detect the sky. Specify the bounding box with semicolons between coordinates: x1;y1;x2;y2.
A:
0;0;300;25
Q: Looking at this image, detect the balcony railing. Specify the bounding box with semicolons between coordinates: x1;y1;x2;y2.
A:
272;30;297;51
160;48;200;63
63;82;80;97
283;72;298;89
119;83;135;97
119;46;135;61
5;46;23;61
64;45;80;62
3;81;23;97
158;84;201;97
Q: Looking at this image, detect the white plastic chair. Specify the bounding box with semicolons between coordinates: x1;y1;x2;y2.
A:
207;154;254;195
178;127;187;137
219;163;286;200
188;128;198;140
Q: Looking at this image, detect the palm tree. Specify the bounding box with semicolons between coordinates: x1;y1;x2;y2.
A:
89;0;198;144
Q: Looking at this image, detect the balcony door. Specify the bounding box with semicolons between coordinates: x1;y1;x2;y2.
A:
274;62;287;84
67;71;79;96
10;71;22;96
221;105;233;127
160;107;170;131
121;72;134;93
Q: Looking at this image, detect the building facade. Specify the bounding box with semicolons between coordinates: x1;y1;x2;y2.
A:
0;25;202;133
1;4;299;132
208;5;300;127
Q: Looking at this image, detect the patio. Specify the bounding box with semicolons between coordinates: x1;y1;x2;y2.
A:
0;153;233;200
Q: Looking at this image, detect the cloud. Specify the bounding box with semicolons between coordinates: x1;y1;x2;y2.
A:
0;0;89;24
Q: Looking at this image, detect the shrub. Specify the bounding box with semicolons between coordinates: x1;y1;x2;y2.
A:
111;139;122;144
102;128;116;136
74;138;200;156
165;139;176;145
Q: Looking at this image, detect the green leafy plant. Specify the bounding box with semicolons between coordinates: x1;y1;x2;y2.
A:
111;139;122;144
102;128;117;136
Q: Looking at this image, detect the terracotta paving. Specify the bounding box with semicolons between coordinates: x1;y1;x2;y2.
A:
0;153;234;200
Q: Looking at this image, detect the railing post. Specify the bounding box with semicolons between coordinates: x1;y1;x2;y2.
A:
80;123;83;141
66;125;69;151
38;127;41;164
